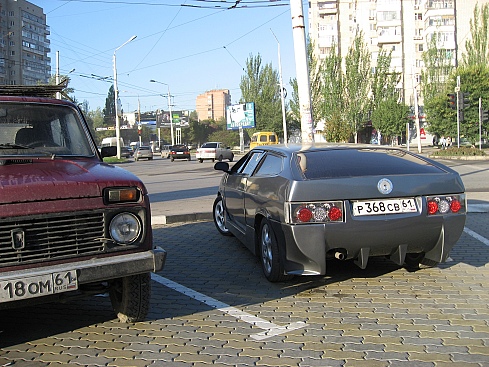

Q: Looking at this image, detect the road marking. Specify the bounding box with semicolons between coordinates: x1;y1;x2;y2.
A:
151;273;307;340
464;226;489;246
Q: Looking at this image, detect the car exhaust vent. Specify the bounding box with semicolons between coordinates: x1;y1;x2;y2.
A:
0;211;105;267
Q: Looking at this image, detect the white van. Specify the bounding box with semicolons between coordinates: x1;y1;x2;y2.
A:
101;137;124;147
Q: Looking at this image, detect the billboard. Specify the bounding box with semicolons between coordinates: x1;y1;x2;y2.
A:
156;110;189;128
226;102;255;130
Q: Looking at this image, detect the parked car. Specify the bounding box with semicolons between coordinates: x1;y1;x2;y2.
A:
196;142;234;163
169;144;191;162
0;85;166;322
134;146;153;161
120;146;132;158
213;144;466;282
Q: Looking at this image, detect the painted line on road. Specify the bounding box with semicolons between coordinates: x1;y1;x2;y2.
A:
151;273;307;340
464;226;489;247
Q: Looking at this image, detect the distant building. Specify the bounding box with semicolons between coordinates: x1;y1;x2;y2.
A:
0;0;51;85
308;0;487;108
196;89;231;122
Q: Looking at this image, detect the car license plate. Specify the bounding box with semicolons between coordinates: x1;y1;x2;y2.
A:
0;270;78;302
177;152;183;154
352;198;417;216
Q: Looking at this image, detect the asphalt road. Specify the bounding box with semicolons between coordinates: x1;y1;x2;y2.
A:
0;151;488;366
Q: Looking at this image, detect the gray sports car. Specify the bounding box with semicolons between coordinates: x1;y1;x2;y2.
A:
213;144;466;282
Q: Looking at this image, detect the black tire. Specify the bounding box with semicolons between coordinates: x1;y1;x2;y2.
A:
109;273;151;323
229;154;234;162
404;253;439;270
171;157;174;162
212;158;215;162
213;196;232;236
199;159;203;163
188;156;191;161
218;155;223;162
259;219;293;282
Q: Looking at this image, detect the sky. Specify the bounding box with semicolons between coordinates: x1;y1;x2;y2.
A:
38;0;303;114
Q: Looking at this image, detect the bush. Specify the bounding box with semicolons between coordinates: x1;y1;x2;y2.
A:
432;147;486;157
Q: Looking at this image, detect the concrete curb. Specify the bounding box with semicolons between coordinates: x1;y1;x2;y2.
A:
152;212;213;225
152;204;489;225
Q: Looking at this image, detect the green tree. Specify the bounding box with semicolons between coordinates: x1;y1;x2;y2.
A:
421;32;456;137
240;54;283;137
371;98;409;143
344;31;371;143
462;3;489;67
103;85;116;126
320;43;349;142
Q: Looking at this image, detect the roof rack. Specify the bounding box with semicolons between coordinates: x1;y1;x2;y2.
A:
0;82;68;98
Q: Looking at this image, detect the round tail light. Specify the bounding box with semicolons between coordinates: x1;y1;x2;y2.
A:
296;207;313;222
427;200;438;215
328;206;342;221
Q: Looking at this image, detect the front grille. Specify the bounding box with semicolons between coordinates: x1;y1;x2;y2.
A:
0;211;105;267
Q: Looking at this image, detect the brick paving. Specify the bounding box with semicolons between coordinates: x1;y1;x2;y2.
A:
1;213;488;366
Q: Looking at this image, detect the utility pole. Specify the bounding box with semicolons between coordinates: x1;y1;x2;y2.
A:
290;0;314;146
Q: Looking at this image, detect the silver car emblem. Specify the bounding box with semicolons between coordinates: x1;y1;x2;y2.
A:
377;178;393;195
11;228;25;250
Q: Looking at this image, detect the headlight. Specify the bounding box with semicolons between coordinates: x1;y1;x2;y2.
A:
109;212;141;244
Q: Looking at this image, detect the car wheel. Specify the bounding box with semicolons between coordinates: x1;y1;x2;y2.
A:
199;159;203;163
404;253;439;270
259;219;293;282
109;273;151;323
229;154;234;162
212;158;215;162
188;156;191;161
213;196;232;236
171;157;174;162
218;155;223;162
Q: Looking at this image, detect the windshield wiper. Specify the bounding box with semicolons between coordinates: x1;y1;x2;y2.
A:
0;143;33;149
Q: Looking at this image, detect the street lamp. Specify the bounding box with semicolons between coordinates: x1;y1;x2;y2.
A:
271;29;288;145
150;79;174;146
113;35;137;159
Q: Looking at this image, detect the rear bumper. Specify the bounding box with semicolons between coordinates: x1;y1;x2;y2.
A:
272;213;466;275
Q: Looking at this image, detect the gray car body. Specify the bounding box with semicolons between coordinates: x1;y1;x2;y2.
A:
215;144;466;276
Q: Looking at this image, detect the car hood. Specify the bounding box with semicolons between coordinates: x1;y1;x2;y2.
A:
0;158;145;205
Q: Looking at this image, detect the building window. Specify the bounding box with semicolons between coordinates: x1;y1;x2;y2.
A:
418;44;424;52
415;13;422;20
8;11;14;16
10;51;15;56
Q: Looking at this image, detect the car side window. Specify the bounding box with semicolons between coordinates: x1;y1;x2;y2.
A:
238;151;265;175
254;153;283;176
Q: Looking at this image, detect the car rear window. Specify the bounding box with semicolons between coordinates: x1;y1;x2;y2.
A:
298;149;445;179
202;143;217;148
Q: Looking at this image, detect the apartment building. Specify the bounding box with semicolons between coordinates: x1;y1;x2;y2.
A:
195;89;231;122
308;0;488;107
0;0;50;85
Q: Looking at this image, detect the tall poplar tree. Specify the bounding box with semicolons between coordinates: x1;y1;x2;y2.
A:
240;54;283;137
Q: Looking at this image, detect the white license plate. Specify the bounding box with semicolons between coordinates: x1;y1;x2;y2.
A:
352;198;417;216
0;270;78;302
177;152;183;154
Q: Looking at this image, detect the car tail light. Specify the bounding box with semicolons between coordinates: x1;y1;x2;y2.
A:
426;194;465;216
287;201;344;224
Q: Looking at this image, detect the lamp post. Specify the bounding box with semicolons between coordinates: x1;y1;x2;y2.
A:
113;35;137;159
271;29;288;145
150;79;174;146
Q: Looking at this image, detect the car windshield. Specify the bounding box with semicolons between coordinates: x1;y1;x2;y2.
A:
0;102;95;157
201;143;217;148
297;148;444;179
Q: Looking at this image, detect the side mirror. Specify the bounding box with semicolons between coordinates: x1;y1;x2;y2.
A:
214;161;230;173
101;146;117;158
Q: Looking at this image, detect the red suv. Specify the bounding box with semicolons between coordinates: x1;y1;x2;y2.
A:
0;85;166;322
